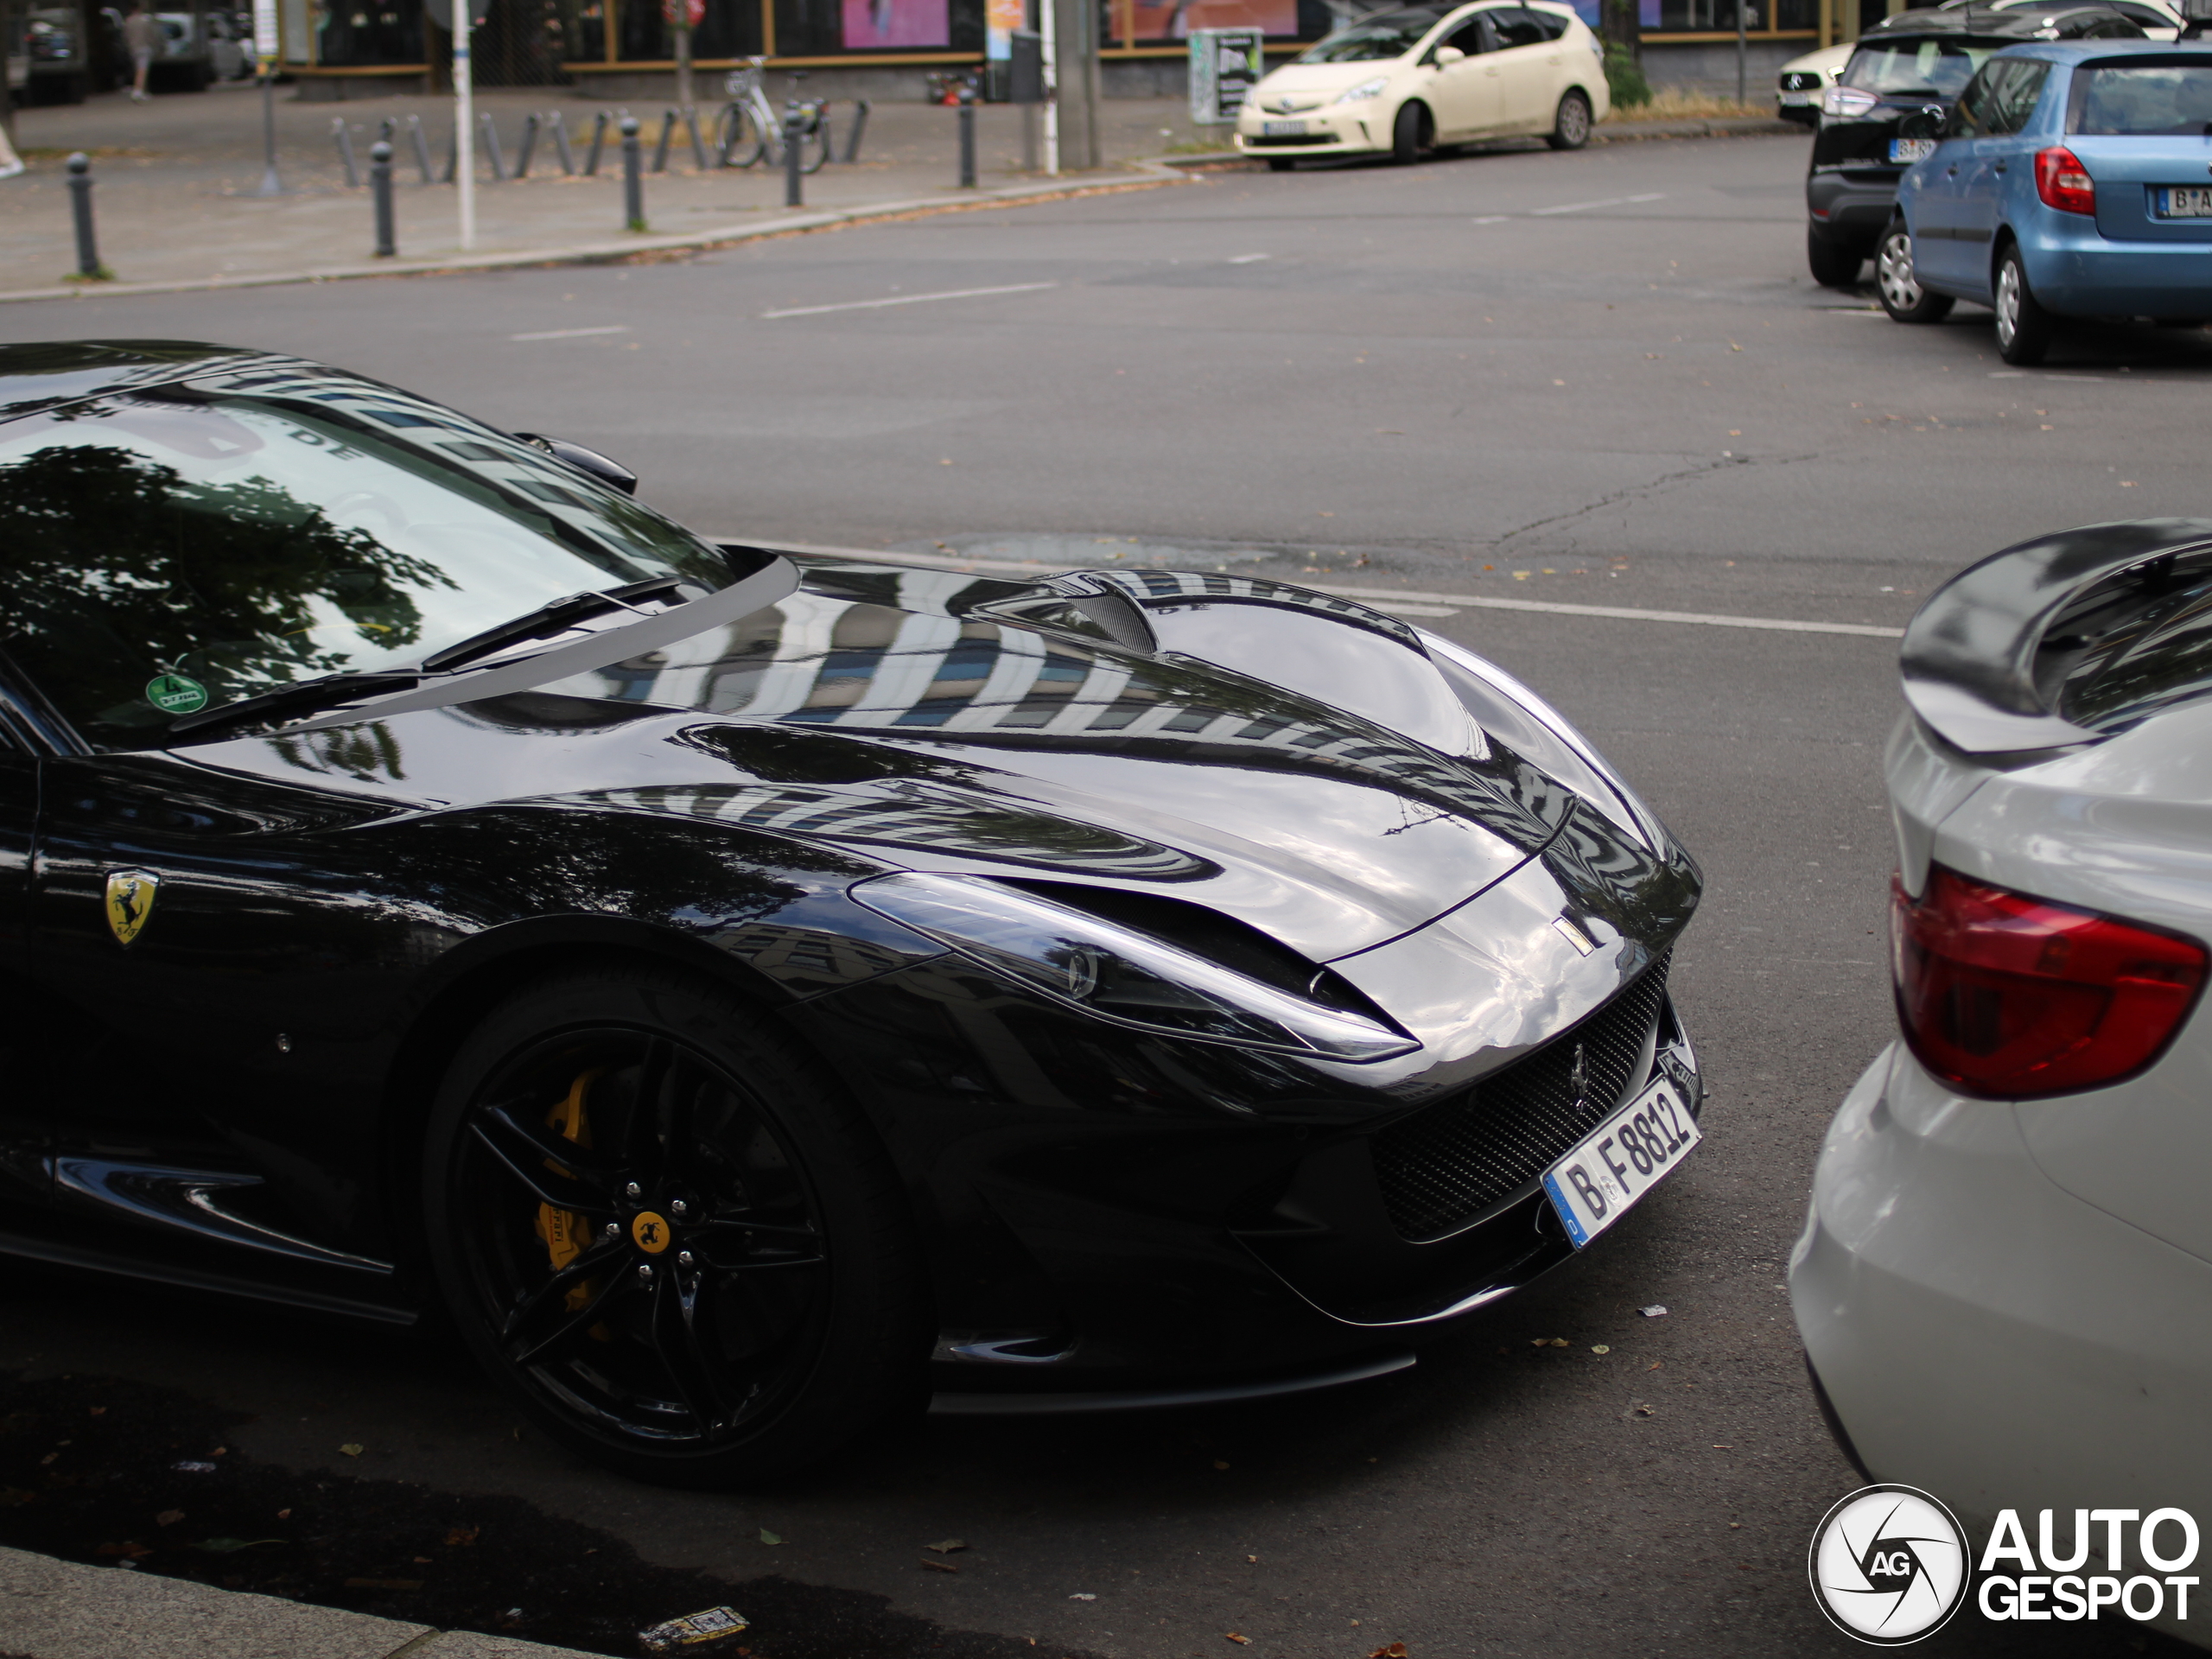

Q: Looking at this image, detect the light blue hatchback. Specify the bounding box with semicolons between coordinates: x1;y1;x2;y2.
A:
1877;40;2212;363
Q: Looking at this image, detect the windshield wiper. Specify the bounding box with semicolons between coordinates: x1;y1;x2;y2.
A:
166;671;424;739
419;575;692;673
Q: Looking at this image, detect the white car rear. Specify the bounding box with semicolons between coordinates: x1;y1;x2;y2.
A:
1793;518;2212;1649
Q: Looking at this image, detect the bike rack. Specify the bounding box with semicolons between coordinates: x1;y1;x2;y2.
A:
548;110;576;175
583;110;614;176
331;117;360;188
513;111;540;178
403;112;434;182
479;111;506;181
840;98;870;163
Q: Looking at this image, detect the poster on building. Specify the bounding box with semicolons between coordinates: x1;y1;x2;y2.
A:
1188;25;1262;121
842;0;950;48
985;0;1023;60
1132;0;1292;41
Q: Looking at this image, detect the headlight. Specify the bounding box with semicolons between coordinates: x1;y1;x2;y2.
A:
849;873;1417;1063
1821;86;1878;118
1335;76;1390;104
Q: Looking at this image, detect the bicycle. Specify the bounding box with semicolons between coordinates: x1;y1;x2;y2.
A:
715;59;831;173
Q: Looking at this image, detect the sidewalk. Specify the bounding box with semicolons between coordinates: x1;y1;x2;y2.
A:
0;84;1795;302
0;1545;601;1659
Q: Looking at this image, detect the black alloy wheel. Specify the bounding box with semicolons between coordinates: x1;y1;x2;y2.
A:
1993;243;2055;365
1392;100;1432;163
1875;223;1954;324
423;965;925;1487
1547;88;1592;150
1807;227;1865;291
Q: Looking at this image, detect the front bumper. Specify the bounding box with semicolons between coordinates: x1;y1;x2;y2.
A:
1235;107;1387;159
1807;167;1903;251
1791;1043;2212;1635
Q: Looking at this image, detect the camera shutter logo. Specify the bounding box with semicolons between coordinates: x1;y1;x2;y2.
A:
1808;1484;1970;1644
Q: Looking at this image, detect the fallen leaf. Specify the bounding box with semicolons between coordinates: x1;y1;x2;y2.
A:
1370;1644;1410;1658
96;1541;153;1560
924;1539;968;1554
759;1529;783;1546
1550;1338;1568;1348
1212;1460;1230;1471
1638;1306;1668;1319
1069;1592;1096;1601
1224;1635;1252;1646
211;1447;226;1457
445;1527;480;1547
88;1407;105;1416
156;1510;185;1528
1591;1345;1611;1356
1247;1555;1258;1564
37;1453;58;1466
338;1443;364;1458
921;1558;959;1573
276;1509;291;1520
343;1577;423;1591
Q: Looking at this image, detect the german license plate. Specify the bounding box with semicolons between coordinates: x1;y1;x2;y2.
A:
1888;137;1936;163
1262;119;1306;136
2157;187;2212;218
1779;89;1812;105
1541;1074;1700;1249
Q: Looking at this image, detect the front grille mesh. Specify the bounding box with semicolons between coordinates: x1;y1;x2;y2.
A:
1370;953;1672;1242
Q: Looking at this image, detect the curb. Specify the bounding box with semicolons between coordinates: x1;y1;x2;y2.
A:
1597;115;1801;138
0;165;1189;306
0;1545;601;1659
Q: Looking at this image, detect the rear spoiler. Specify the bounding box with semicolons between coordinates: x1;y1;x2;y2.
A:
1901;518;2212;754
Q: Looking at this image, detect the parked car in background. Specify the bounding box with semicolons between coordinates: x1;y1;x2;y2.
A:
1235;0;1609;168
202;7;247;76
1945;0;2184;34
1794;517;2212;1651
1805;5;2144;289
151;3;217;88
1777;40;1849;125
1878;41;2212;360
24;1;91;100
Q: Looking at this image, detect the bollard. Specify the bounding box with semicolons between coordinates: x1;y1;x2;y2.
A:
333;118;362;188
685;107;709;170
405;113;435;183
64;152;107;280
620;115;645;231
514;112;540;179
584;110;612;176
370;140;397;257
549;110;575;175
783;105;804;207
652;107;677;174
441;117;458;183
840;98;871;163
479;111;506;181
957;84;977;188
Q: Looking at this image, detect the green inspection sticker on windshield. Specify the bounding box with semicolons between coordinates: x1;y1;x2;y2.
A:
145;673;210;715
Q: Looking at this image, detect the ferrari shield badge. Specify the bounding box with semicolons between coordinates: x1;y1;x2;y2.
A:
105;869;161;946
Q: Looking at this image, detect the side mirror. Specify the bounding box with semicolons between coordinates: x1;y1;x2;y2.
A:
1434;43;1465;63
1897;107;1942;142
513;432;639;496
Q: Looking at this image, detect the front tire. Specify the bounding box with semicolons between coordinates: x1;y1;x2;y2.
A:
422;965;925;1488
1807;227;1864;290
1547;88;1592;150
1391;99;1431;164
1993;243;2054;365
1875;223;1953;323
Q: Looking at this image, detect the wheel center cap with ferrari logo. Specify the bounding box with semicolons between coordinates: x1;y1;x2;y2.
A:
630;1211;673;1254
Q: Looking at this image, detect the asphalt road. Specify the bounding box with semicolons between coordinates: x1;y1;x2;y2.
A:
4;130;2209;1659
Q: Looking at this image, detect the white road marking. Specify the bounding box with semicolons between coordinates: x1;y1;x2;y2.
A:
1365;601;1459;616
749;542;1908;639
1471;214;1510;224
762;282;1058;319
510;325;632;340
1228;252;1271;264
1528;192;1666;217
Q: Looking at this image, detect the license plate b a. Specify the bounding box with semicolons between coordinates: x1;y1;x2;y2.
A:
1263;119;1305;136
1889;137;1935;163
2159;187;2212;218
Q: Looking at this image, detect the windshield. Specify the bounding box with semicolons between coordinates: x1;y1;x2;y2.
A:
0;376;733;751
1843;38;2002;97
1296;8;1442;61
2071;60;2212;131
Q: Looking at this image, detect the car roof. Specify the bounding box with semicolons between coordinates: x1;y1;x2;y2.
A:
0;340;271;425
1993;33;2212;54
1859;5;2131;37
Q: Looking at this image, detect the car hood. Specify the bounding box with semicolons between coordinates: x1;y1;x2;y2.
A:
1252;60;1411;99
185;556;1695;969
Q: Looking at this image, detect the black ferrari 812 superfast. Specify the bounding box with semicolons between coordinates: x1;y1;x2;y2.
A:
0;341;1702;1484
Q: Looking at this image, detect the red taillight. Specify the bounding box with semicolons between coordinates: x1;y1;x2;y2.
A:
1891;867;2206;1098
2035;146;2096;216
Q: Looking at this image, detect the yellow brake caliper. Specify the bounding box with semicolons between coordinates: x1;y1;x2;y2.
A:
533;1069;608;1326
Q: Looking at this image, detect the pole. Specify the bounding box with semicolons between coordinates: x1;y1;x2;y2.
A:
65;152;105;279
1040;0;1058;175
620;114;645;229
253;61;283;195
673;19;694;118
370;140;397;255
454;3;476;251
1735;0;1746;105
957;83;976;187
783;102;804;206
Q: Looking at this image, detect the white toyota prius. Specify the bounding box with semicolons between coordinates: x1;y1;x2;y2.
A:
1235;0;1611;168
1793;518;2212;1648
